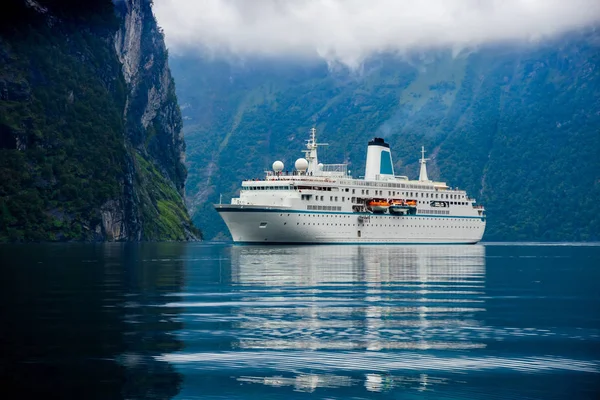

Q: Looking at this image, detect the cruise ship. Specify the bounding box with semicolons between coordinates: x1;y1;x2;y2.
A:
215;128;486;244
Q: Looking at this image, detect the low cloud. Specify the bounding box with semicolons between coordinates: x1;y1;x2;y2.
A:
154;0;600;67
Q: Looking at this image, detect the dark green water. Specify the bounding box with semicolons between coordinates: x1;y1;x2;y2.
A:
1;243;599;399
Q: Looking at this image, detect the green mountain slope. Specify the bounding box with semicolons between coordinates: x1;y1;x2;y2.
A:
0;0;200;241
172;32;600;241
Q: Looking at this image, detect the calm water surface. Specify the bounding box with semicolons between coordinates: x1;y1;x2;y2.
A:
1;243;599;399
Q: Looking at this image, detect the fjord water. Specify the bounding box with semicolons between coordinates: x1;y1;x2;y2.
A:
1;243;599;399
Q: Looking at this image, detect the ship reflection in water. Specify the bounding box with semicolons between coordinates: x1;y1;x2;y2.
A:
230;245;487;353
227;245;485;394
162;244;600;398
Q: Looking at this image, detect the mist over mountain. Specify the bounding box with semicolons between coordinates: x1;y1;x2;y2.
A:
156;0;600;68
170;29;600;241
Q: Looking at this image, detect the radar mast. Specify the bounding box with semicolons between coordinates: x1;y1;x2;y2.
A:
302;127;328;175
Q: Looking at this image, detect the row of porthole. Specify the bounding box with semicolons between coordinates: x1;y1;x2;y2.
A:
281;213;479;222
295;222;480;229
281;213;353;218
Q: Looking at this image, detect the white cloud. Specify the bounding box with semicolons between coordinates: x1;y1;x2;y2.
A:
154;0;600;67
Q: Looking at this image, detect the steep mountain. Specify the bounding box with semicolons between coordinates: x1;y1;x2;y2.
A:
0;0;200;241
171;31;600;241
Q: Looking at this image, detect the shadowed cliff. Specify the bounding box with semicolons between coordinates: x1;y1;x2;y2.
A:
0;0;201;241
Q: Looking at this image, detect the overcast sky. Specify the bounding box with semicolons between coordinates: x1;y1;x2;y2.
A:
154;0;600;67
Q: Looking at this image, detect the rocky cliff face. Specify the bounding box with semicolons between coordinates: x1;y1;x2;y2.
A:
112;0;194;240
0;0;199;241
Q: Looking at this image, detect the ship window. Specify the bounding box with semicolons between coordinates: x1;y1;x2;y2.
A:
342;197;345;202
259;222;268;228
352;189;355;194
321;196;324;200
335;197;338;201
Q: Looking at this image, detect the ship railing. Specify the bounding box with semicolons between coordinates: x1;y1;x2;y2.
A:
263;175;336;182
320;163;348;176
264;169;348;178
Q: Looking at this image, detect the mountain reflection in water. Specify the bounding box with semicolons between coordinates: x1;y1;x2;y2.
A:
1;243;185;399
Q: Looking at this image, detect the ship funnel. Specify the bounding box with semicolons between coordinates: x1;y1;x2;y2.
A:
364;137;395;181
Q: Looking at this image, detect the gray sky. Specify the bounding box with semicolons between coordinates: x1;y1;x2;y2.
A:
154;0;600;67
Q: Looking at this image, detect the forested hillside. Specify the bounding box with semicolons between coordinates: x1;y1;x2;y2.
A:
0;0;200;241
172;31;600;241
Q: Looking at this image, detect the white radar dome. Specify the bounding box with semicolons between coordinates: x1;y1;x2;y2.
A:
295;158;309;171
318;163;324;170
272;160;284;172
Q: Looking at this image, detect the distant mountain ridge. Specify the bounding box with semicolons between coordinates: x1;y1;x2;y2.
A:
171;31;600;241
0;0;200;241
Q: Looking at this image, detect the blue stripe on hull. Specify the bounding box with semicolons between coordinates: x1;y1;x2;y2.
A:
235;241;480;246
216;207;485;221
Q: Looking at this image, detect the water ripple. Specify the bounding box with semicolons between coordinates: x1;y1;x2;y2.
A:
157;351;600;374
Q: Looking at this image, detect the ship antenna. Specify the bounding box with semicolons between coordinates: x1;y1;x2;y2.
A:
303;127;328;175
419;146;430;182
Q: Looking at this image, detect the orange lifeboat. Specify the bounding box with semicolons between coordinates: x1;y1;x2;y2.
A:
389;199;417;215
367;199;390;213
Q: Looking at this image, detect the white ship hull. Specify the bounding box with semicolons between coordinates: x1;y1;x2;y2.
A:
216;205;485;244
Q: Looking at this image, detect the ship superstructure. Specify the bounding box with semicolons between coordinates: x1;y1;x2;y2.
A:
215;128;486;244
